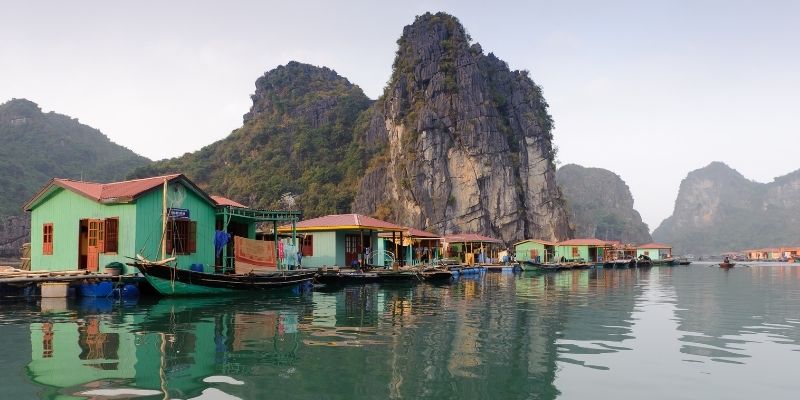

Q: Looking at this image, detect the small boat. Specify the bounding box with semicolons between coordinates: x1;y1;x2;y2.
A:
484;264;518;272
636;258;653;268
315;268;420;285
520;261;543;271
573;262;594;269
652;257;676;266
675;257;692;265
520;261;561;272
129;261;315;296
719;262;736;268
421;267;453;282
605;258;636;268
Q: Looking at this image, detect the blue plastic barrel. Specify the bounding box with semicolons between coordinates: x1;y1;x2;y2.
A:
190;264;204;273
80;281;114;297
120;283;140;299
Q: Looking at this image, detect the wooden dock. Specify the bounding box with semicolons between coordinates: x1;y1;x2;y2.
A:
0;267;113;284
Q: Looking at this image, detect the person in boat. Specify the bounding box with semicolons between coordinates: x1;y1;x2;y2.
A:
723;256;730;264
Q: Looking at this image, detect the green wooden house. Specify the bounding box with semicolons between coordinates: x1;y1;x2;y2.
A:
514;239;556;263
636;243;672;260
277;214;406;269
555;238;609;263
24;174;299;273
441;233;504;264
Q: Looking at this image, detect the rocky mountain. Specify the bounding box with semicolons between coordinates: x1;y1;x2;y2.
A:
557;164;651;244
0;216;28;258
352;13;572;243
0;99;150;256
133;13;572;244
653;162;800;254
130;62;374;217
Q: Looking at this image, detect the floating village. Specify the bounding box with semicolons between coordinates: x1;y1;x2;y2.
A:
0;173;706;299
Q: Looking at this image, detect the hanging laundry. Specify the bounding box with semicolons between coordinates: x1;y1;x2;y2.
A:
214;231;231;257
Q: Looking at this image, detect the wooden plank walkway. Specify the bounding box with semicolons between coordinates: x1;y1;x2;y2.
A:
0;267;113;284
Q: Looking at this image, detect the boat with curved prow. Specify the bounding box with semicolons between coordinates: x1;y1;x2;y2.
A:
129;260;315;296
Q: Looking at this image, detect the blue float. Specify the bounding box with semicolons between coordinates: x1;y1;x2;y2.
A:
79;281;114;297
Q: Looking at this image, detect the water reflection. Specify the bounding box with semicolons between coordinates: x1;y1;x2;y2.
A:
1;265;799;399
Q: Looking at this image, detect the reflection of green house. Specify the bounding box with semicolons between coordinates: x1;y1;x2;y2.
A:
514;240;556;263
278;214;406;268
24;174;298;273
28;317;144;398
26;301;232;399
636;243;672;260
555;238;609;262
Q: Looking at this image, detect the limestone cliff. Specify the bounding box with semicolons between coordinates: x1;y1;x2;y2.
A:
557;164;651;244
131;62;373;217
0;216;29;258
653;162;800;254
352;13;572;243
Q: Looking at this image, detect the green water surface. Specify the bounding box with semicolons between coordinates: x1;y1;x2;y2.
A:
1;263;798;399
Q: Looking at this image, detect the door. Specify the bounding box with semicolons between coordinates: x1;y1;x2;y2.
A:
345;235;362;267
86;219;104;272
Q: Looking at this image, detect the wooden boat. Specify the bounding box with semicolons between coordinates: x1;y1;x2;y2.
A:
636;258;653;268
572;262;594;269
652;257;676;266
520;261;543;271
612;258;636;268
675;257;692;265
421;267;453;282
520;261;562;272
719;262;736;268
129;261;315;296
485;263;522;272
315;268;421;285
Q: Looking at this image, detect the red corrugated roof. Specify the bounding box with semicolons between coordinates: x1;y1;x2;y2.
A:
514;239;556;246
211;195;247;208
24;174;223;211
557;238;609;246
636;242;672;249
53;174;181;202
406;227;440;238
442;233;503;243
284;213;406;232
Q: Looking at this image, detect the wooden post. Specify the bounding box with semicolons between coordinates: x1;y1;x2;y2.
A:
359;229;364;266
222;211;229;274
161;178;167;261
393;231;398;266
273;221;279;270
399;231;404;266
291;219;297;269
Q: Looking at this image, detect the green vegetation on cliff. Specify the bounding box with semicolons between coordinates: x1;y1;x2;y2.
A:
130;62;373;218
0;99;150;216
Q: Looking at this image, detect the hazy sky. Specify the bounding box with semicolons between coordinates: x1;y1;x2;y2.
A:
2;0;798;231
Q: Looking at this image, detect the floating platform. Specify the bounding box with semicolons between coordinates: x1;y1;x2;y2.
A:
484;264;518;272
0;267;117;297
0;268;114;284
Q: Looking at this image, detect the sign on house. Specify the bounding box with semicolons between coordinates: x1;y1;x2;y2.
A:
168;208;190;219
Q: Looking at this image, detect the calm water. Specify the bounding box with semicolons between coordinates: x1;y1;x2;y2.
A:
1;263;799;399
